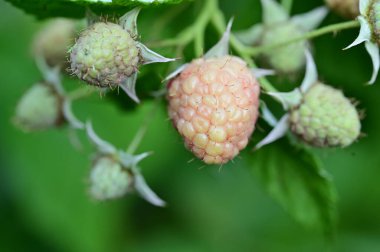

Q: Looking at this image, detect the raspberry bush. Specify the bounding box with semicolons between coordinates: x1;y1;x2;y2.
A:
2;0;379;250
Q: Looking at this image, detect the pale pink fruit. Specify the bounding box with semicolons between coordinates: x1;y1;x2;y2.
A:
167;55;260;165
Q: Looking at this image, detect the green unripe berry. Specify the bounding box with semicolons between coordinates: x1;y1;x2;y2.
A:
32;19;76;67
261;22;305;74
289;83;361;147
70;22;140;88
14;83;63;131
89;156;132;200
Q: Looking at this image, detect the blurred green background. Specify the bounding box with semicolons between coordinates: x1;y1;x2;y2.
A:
1;0;380;251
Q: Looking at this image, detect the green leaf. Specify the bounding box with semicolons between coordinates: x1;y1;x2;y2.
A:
248;139;338;240
5;0;185;19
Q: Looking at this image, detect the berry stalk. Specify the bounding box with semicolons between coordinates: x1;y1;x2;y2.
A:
148;0;217;55
126;99;161;155
247;20;360;56
68;86;97;101
210;9;278;93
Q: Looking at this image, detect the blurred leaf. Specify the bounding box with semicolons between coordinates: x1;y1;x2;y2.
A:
5;0;186;19
249;139;337;239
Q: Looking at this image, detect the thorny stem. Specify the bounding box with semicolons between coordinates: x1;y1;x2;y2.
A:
247;20;360;56
126;99;160;155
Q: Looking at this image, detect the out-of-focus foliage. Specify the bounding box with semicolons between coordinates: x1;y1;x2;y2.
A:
1;0;380;252
249;140;337;238
4;0;186;19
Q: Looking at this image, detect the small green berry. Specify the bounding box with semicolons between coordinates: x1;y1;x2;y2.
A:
14;83;63;131
261;22;305;74
89;156;132;200
289;83;361;147
70;22;140;88
32;18;76;67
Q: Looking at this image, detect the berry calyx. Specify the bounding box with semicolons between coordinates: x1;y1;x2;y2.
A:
289;83;361;147
167;56;260;164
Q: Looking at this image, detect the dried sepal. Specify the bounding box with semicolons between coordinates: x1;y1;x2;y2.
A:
344;0;380;83
86;121;117;154
163;64;189;82
35;57;63;93
260;102;278;127
365;41;380;84
132;167;166;207
344;16;371;50
204;18;233;59
62;100;84;129
255;114;289;150
119;72;139;103
119;7;140;38
261;0;289;25
234;24;263;45
86;8;100;26
138;42;176;65
267;89;302;110
251;68;275;78
300;50;318;92
290;6;328;32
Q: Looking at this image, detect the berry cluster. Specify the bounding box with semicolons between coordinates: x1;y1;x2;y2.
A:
14;0;374;207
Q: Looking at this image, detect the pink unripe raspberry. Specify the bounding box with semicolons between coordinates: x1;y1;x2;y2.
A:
167;56;260;165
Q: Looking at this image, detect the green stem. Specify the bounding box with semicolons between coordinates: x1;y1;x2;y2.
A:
248;20;360;56
211;9;277;93
281;0;293;14
194;27;205;57
126;100;160;155
149;2;190;40
68;86;96;100
148;0;217;50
